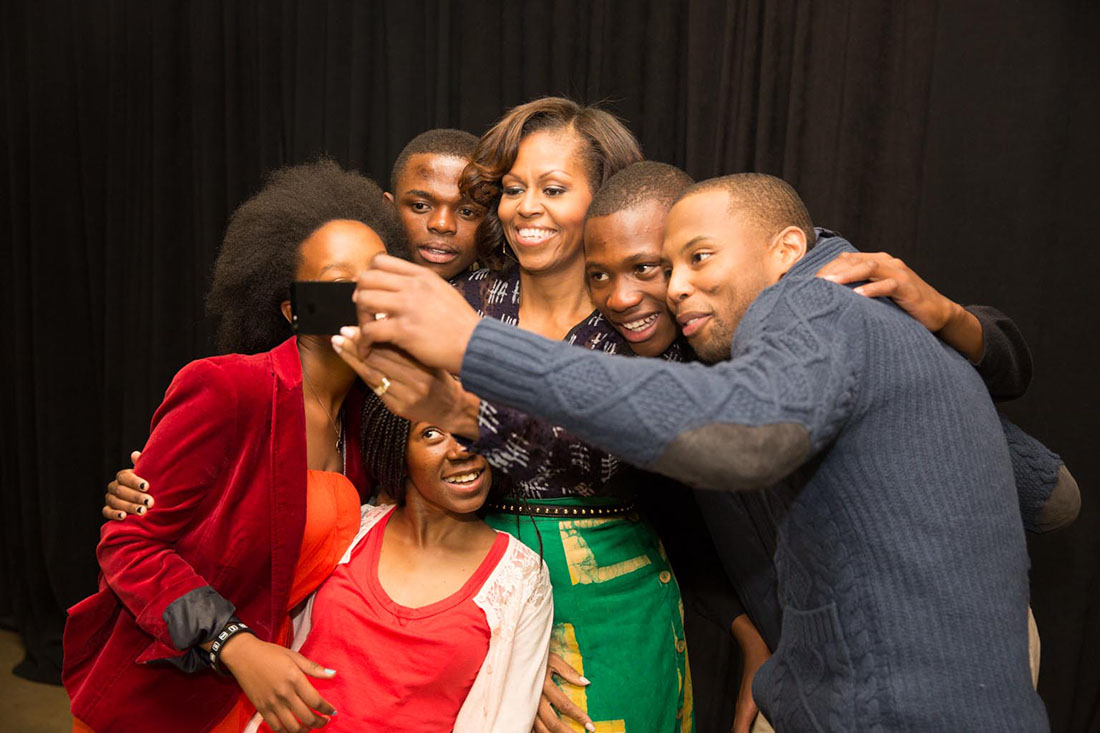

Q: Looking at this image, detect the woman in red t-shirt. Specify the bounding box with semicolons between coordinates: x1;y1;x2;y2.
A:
245;393;553;733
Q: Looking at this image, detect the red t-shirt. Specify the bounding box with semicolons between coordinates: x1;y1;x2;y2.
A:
268;510;508;732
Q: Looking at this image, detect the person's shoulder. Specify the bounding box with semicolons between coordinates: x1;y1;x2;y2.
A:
727;276;874;366
167;354;240;394
454;265;522;317
451;266;498;291
660;336;695;362
450;266;500;311
167;346;288;414
148;357;243;432
452;266;496;283
751;274;867;329
495;532;551;586
359;503;394;532
338;504;394;565
784;272;937;337
183;344;281;374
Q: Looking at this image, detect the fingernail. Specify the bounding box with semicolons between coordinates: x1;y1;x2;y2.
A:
586;724;596;732
324;668;337;675
331;335;345;351
136;506;146;515
579;676;591;685
340;326;356;338
822;274;840;282
853;286;866;295
117;512;124;519
143;497;151;506
139;482;147;490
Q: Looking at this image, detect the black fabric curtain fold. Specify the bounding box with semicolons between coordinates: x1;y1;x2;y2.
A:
3;1;1097;729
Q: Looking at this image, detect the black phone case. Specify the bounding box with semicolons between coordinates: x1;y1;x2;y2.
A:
290;281;357;335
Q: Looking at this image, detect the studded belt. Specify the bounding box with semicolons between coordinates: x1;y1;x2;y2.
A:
484;499;636;518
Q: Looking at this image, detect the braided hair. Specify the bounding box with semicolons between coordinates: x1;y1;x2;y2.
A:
360;393;412;504
360;392;544;559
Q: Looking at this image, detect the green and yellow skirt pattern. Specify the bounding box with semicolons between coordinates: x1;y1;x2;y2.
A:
485;496;694;732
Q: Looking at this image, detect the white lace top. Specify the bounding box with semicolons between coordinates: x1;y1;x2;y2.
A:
244;504;553;733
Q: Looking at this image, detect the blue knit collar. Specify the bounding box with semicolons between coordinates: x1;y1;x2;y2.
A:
787;228;857;279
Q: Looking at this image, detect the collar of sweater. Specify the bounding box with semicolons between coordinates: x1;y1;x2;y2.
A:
786;228;856;279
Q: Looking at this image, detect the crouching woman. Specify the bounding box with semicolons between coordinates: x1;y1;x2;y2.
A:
245;394;553;732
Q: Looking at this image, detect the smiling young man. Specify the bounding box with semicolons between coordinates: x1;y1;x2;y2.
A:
584;162;691;358
585;162;776;733
348;173;1057;730
385;129;485;280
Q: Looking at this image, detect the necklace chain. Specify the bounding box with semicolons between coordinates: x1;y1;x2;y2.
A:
302;367;344;457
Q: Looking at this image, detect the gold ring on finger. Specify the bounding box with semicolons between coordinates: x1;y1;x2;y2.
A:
372;375;391;397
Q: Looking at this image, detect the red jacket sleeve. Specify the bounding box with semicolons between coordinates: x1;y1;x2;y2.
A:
97;358;239;656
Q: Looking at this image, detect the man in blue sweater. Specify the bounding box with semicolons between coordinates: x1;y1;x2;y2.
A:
346;173;1049;730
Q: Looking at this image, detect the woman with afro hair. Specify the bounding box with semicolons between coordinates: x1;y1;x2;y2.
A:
63;159;407;733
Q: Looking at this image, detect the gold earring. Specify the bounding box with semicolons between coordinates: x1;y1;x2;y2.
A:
501;238;518;263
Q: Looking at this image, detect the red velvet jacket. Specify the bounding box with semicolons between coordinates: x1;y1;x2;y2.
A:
63;337;367;732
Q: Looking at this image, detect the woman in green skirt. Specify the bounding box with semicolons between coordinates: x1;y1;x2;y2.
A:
451;97;694;732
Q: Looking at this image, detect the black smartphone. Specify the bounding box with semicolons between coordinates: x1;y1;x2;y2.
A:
290;281;357;335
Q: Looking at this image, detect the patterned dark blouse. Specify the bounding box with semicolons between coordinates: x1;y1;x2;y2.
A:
453;266;691;499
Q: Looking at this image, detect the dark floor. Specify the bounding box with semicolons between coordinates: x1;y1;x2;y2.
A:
0;630;71;732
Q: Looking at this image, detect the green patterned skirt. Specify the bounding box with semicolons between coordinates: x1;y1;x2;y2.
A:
485;497;695;732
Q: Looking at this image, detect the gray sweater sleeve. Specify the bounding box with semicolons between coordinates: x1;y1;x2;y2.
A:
460;278;862;492
999;414;1081;533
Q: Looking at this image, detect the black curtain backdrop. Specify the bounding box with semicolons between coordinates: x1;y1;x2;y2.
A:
3;1;1098;729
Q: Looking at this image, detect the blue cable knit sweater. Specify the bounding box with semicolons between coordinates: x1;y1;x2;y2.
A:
460;236;1048;731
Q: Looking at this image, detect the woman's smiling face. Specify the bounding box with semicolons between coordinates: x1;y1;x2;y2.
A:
404;421;492;515
496;128;594;274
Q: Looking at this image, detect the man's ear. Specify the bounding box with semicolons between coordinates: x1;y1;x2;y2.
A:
383;191;395;204
770;226;808;278
280;300;293;325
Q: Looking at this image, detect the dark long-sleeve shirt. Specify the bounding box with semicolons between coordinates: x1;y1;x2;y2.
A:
454;267;631;499
966;305;1033;400
458;236;1048;730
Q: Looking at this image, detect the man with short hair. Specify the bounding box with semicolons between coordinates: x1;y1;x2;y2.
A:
584;161;694;359
348;173;1054;730
385;128;484;280
585;162;776;733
